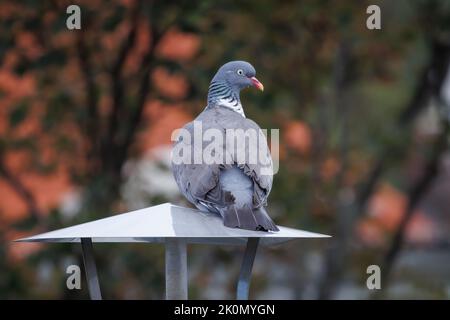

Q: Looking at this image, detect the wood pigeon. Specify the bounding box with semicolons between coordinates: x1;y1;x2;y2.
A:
171;61;279;232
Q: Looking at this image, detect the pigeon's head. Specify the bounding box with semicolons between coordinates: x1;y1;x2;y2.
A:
211;61;264;92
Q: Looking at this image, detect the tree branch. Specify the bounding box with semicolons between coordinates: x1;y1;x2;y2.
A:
318;39;354;299
76;30;99;165
380;118;449;291
105;0;142;160
113;10;178;171
355;39;450;216
398;40;450;125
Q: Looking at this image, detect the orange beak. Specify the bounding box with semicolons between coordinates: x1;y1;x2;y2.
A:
250;76;264;91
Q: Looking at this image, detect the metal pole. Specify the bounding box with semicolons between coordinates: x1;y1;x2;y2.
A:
237;237;259;300
165;238;188;300
81;238;102;300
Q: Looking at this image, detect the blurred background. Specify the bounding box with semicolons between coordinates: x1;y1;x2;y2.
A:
1;0;450;299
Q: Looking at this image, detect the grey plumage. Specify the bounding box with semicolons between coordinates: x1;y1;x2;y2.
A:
171;61;279;232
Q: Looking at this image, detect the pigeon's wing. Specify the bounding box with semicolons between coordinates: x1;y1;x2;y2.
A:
215;108;273;208
171;107;273;210
171;119;223;211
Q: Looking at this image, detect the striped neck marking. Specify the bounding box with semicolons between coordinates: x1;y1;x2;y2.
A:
207;81;245;117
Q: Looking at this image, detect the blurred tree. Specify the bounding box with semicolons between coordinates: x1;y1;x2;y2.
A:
0;0;450;299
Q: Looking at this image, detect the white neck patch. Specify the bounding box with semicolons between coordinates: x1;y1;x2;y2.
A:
217;98;246;118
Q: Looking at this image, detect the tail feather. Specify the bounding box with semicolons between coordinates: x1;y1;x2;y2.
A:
219;204;279;232
253;206;279;232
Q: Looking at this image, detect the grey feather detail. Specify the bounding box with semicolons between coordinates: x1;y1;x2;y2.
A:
219;204;279;232
171;106;276;232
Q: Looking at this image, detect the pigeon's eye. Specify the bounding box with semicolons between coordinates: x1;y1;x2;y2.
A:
237;69;244;76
